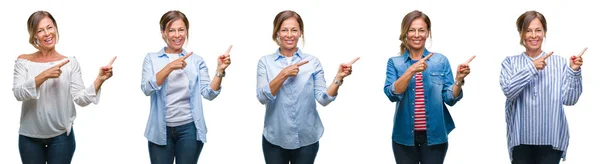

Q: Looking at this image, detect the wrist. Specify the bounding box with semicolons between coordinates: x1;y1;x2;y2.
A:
217;69;225;74
454;79;464;86
215;70;225;77
335;75;343;81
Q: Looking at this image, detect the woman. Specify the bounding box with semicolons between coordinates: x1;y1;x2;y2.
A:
140;10;231;164
12;11;115;164
256;10;358;164
500;10;585;164
383;10;473;164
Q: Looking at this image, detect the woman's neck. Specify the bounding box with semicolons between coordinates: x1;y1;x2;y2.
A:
525;48;543;58
409;48;425;60
280;47;297;57
36;48;58;58
165;47;182;54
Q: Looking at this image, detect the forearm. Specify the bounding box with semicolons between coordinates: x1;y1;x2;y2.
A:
269;74;287;96
452;78;463;97
393;70;414;94
34;75;47;89
210;69;224;91
94;78;104;93
326;76;342;96
155;67;172;86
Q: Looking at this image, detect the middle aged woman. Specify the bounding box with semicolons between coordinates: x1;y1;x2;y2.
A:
383;10;474;164
256;10;359;164
140;10;232;164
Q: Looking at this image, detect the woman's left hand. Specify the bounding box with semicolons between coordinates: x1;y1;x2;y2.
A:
456;55;475;82
98;56;116;82
217;45;232;73
570;47;587;71
337;57;360;80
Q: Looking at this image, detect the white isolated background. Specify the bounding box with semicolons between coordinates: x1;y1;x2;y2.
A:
0;0;597;163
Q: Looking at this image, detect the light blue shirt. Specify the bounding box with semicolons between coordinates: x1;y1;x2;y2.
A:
500;51;582;160
256;48;337;149
141;47;221;145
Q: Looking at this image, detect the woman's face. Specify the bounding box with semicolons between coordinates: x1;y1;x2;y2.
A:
523;18;544;51
35;17;57;50
164;19;187;52
278;17;301;51
406;18;429;51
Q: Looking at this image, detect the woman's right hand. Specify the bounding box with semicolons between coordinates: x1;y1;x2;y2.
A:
38;59;70;80
533;52;553;70
280;60;309;77
165;52;193;71
409;53;433;73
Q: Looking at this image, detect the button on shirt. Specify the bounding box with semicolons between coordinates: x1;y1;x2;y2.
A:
500;52;582;160
383;49;463;146
256;48;336;149
141;47;221;145
13;57;100;138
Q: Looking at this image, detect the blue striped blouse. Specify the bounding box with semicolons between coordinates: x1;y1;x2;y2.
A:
500;51;582;160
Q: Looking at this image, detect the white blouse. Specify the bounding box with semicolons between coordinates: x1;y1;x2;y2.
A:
12;56;100;138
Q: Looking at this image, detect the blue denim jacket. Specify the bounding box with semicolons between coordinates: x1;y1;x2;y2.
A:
141;47;220;145
383;49;462;146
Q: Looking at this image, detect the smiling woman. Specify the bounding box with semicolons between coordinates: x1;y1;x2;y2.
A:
383;10;474;164
140;10;232;164
256;10;359;164
500;10;586;164
12;10;115;164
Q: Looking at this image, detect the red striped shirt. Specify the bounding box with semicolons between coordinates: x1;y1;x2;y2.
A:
414;72;426;131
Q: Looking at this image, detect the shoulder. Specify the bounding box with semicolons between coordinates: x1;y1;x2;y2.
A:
501;53;524;64
17;53;34;60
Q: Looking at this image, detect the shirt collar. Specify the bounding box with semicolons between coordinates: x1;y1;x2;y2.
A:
158;47;188;58
401;48;431;63
273;47;304;61
521;51;546;60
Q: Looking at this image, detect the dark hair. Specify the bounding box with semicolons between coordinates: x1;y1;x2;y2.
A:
160;10;190;42
399;10;431;54
27;11;58;49
516;10;547;46
272;10;304;45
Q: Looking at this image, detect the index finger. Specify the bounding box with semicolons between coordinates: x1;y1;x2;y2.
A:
543;52;554;60
422;53;434;61
294;60;309;66
346;57;360;65
107;56;117;66
57;59;70;68
182;52;193;60
464;55;476;64
577;47;588;57
225;45;233;54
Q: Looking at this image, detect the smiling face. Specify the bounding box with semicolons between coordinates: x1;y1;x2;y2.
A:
163;18;187;52
522;18;544;52
34;17;58;50
406;18;429;51
277;17;301;51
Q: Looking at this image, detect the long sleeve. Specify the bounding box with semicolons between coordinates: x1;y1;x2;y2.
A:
441;58;462;106
256;58;276;105
561;66;582;106
313;59;336;106
141;54;161;96
13;60;39;101
500;57;537;102
69;58;100;107
384;58;403;102
196;56;220;100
